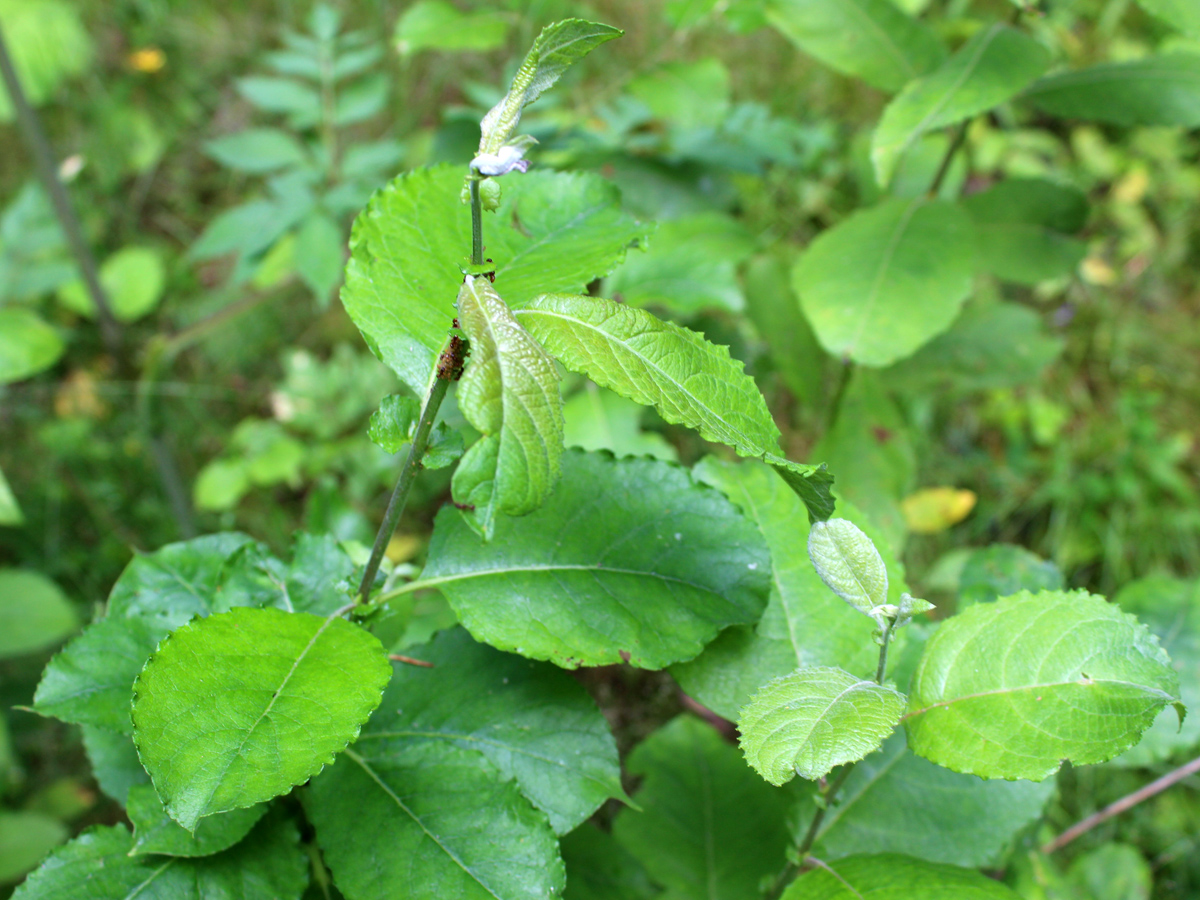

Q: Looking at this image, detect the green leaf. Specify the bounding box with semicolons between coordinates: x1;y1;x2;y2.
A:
342;166;646;393
872;25;1050;185
672;459;907;720
1110;577;1200;766
424;449;771;669
627;58;731;130
57;246;167;323
781;853;1024;899
957;544;1064;607
10;816;308;900
478;19;622;155
236;76;322;124
215;532;359;618
605;212;755;314
132;607;390;830
1136;0;1200;36
452;276;563;537
963;178;1088;284
517;294;834;520
0;308;64;384
1023;53;1200;127
560;824;661;900
763;0;945;92
345;627;623;834
798;731;1055;867
882;300;1064;394
33;616;159;732
305;742;564;900
613;716;793;899
0;465;23;526
368;394;421;454
193;458;250;511
0;569;76;659
394;0;510;54
562;382;678;461
80;726;148;804
0;0;92;122
906;590;1182;780
204;128;308;173
807;519;889;620
0;812;67;883
294;212;344;304
334;73;387;126
740;667;904;785
793;197;976;367
1068;843;1153;900
744;254;827;405
127;784;266;857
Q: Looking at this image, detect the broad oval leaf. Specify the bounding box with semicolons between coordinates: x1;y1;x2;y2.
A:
672;459;907;720
0;569;76;659
452;276;563;537
793;198;975;367
11;816;308;900
350;627;623;834
763;0;945;92
126;784;265;858
1136;0;1200;37
613;716;793;899
342;166;647;393
905;590;1182;780
872;25;1050;185
0;308;64;384
797;731;1054;867
1023;53;1200;127
478;19;622;154
425;449;771;669
517;294;834;520
781;853;1024;899
305;742;564;900
739;667;905;785
807;519;889;618
132;607;390;830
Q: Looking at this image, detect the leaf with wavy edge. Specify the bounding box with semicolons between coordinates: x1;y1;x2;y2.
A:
132;607;390;830
905;590;1183;780
739;667;904;785
452;276;563;537
517;294;833;521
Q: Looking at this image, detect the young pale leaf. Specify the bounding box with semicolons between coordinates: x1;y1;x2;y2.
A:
126;784;266;858
1136;0;1200;36
132;607;390;831
10;816;308;900
452;276;563;537
347;627;623;834
342;166;646;393
763;0;945;92
0;308;64;384
477;19;622;155
1110;577;1200;766
739;667;905;785
306;742;564;900
33;616;161;733
872;25;1050;185
672;460;907;720
807;519;889;619
1023;54;1200;127
426;449;770;669
367;394;420;454
797;731;1054;867
781;853;1024;899
906;590;1183;780
613;716;792;899
0;569;76;659
517;294;834;521
793;197;975;367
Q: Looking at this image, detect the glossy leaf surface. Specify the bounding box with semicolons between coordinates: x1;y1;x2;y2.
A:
126;784;266;857
781;853;1024;899
133;607;390;830
906;590;1182;779
793;198;975;367
425;449;770;669
739;667;904;784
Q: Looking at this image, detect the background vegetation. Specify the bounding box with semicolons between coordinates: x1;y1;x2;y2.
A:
1;0;1198;897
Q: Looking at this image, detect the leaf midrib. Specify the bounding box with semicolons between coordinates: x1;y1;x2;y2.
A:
903;677;1177;722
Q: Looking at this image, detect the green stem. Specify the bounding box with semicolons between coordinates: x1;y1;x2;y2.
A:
927;121;969;198
469;175;484;266
874;618;896;685
355;373;452;605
